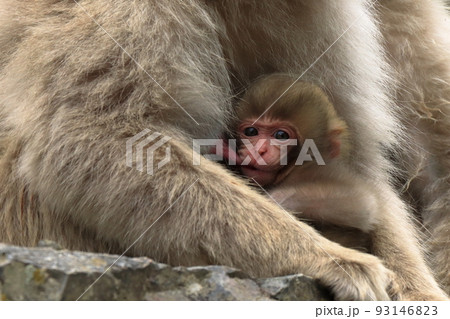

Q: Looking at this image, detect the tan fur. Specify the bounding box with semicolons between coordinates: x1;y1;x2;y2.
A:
0;0;447;300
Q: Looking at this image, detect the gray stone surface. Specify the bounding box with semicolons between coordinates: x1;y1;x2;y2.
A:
0;243;331;301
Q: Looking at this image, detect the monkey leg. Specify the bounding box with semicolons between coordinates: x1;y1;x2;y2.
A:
423;184;450;297
378;0;450;295
420;111;450;295
421;96;450;295
371;185;448;300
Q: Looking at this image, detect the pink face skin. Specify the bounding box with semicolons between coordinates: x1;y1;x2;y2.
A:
234;118;298;186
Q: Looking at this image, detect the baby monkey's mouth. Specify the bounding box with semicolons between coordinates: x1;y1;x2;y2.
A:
240;165;277;186
241;162;279;172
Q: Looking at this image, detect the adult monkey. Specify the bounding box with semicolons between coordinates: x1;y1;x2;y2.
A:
0;0;448;300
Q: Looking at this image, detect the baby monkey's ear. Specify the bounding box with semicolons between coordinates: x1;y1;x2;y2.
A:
328;128;344;159
327;115;349;159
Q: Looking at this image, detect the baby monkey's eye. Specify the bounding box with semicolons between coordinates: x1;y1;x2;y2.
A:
274;130;290;140
244;127;259;136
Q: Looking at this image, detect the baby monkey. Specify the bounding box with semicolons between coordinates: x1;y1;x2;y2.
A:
228;74;382;242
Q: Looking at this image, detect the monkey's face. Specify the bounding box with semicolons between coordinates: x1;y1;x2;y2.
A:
236;118;298;186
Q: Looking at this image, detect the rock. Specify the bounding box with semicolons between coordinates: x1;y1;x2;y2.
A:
37;240;63;250
258;275;331;301
0;243;330;301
